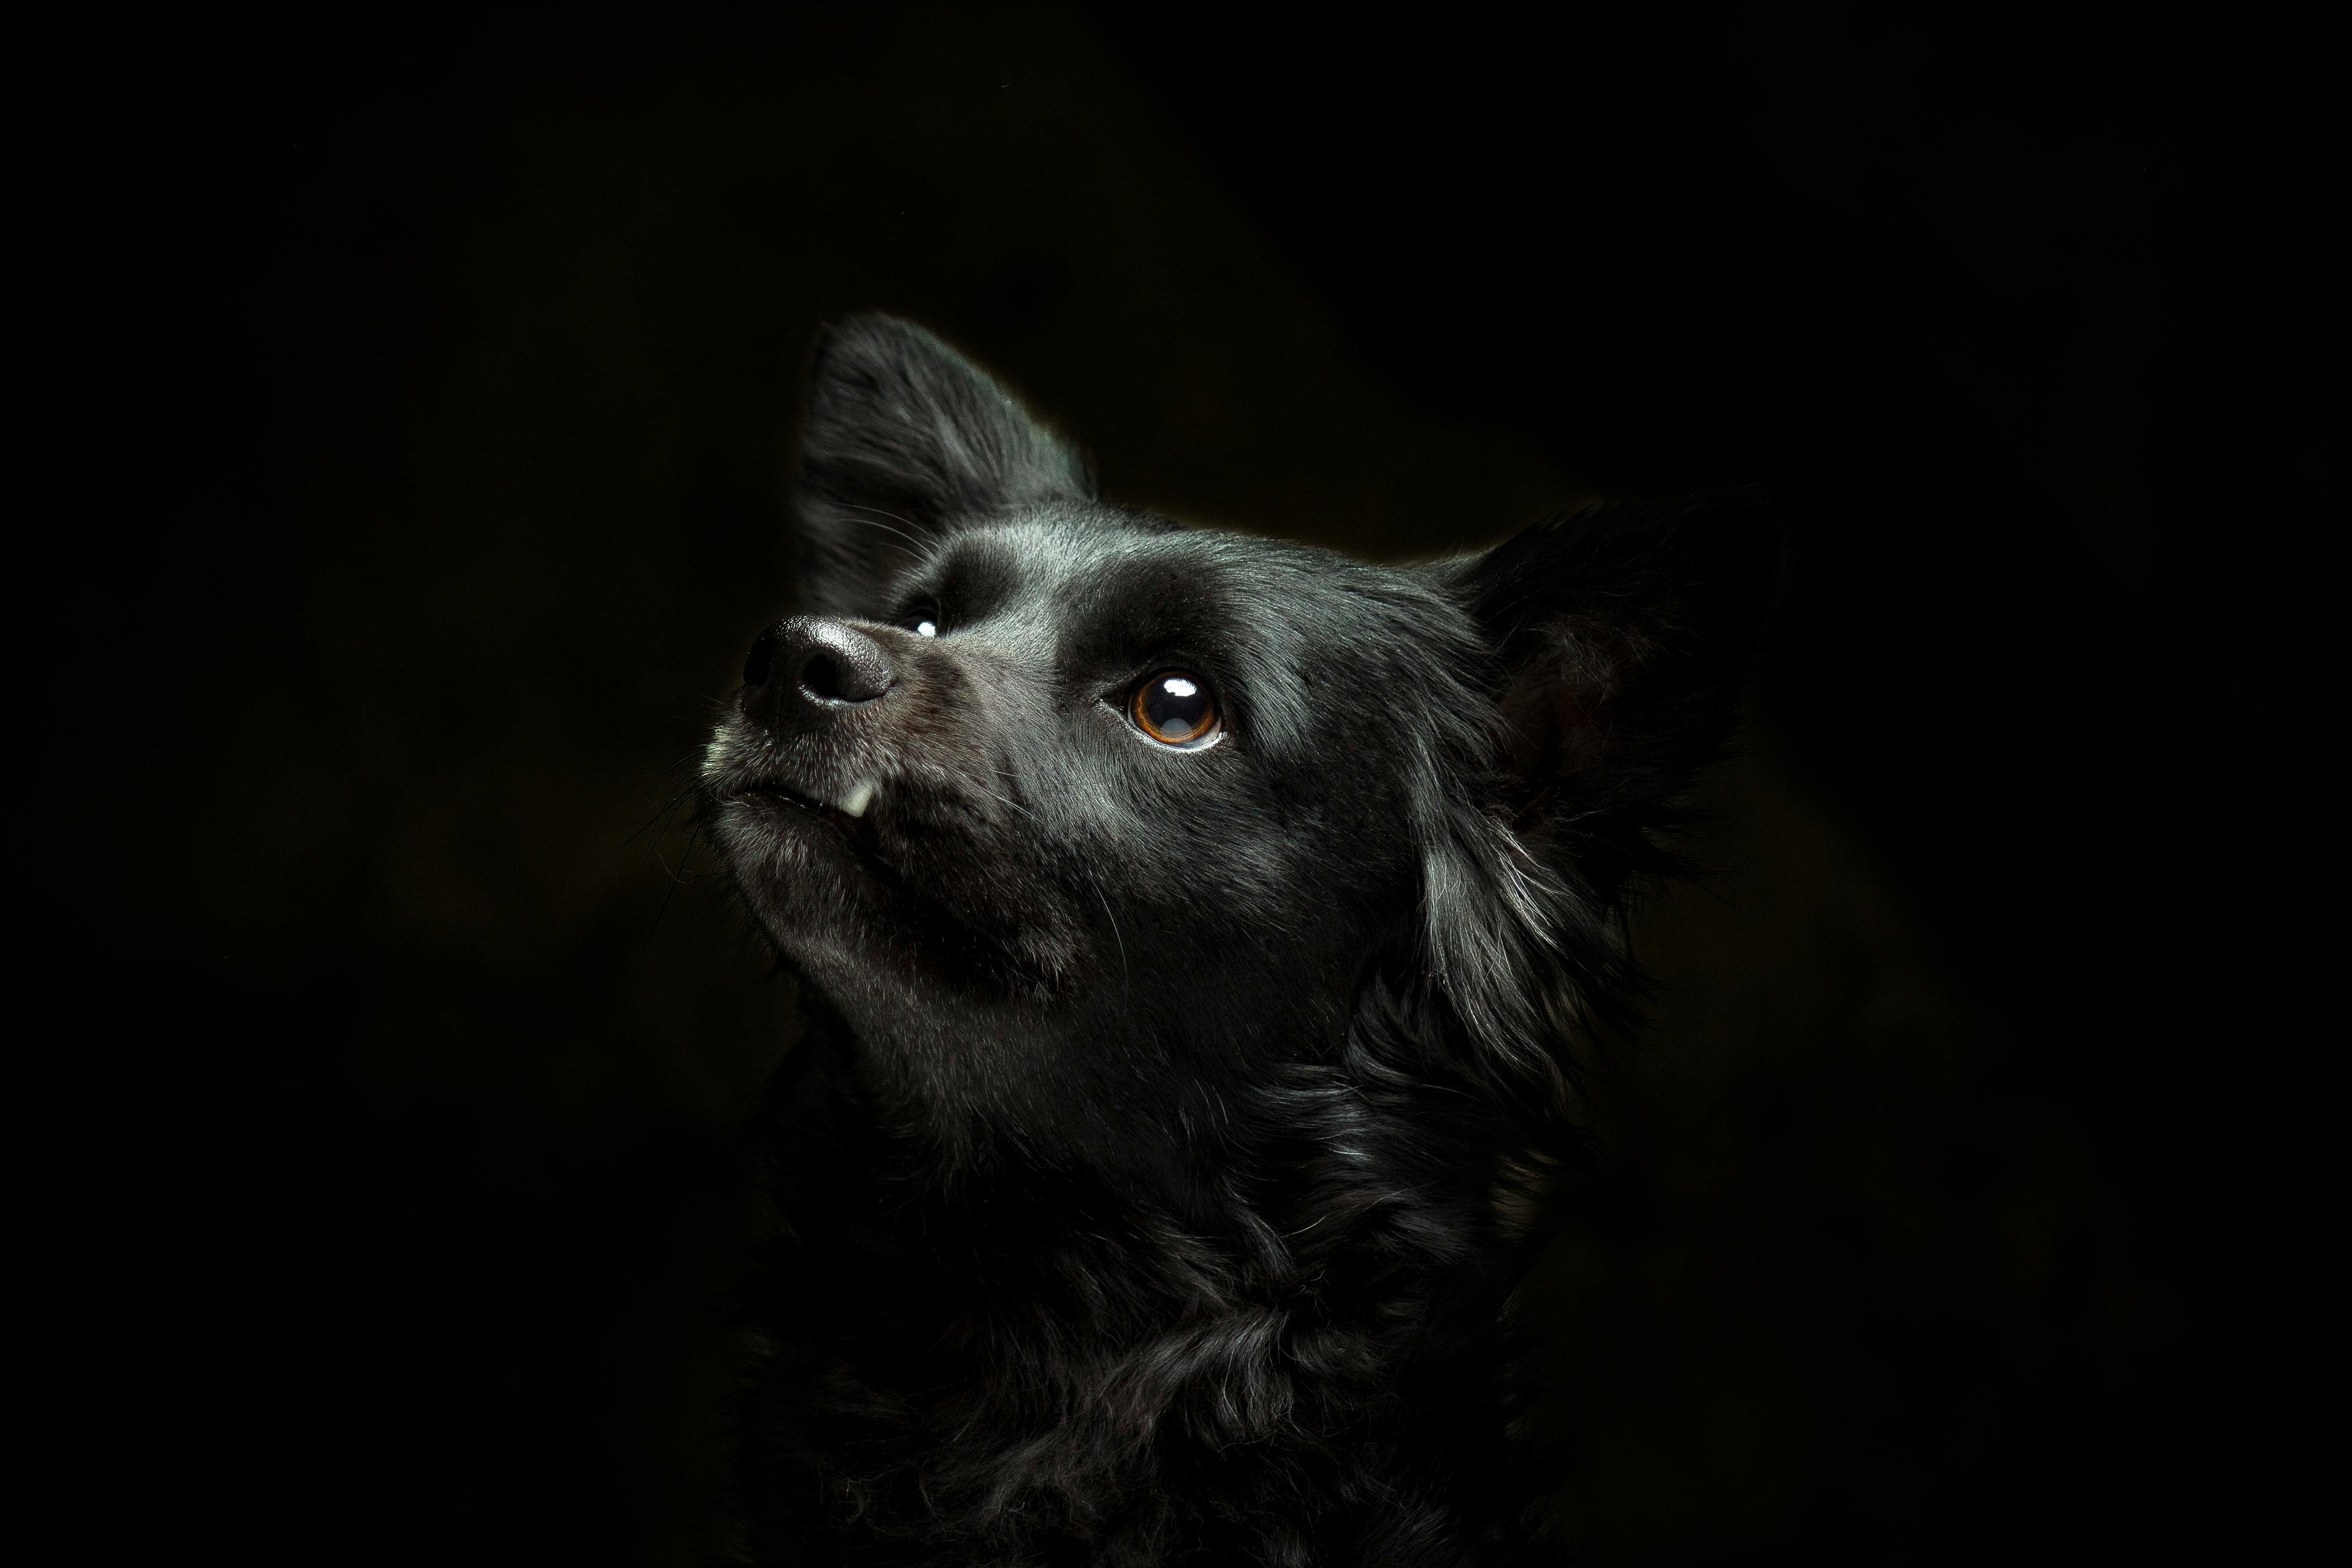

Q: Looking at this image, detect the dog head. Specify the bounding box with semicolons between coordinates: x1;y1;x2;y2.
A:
702;316;1775;1166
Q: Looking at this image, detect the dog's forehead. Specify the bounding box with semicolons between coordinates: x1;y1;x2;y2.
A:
934;509;1421;644
934;510;1230;599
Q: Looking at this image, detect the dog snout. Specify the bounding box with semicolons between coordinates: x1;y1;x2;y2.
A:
746;616;897;726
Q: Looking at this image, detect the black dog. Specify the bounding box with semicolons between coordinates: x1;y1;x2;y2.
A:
700;316;1775;1565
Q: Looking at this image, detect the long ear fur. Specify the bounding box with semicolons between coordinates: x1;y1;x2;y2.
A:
1414;492;1779;1105
1452;489;1780;891
793;315;1094;614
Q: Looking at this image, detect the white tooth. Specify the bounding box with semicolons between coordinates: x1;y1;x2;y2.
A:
837;780;877;818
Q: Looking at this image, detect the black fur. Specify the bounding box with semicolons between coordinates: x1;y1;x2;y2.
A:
700;316;1776;1565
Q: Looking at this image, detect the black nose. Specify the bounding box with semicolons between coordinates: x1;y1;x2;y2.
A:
744;616;897;716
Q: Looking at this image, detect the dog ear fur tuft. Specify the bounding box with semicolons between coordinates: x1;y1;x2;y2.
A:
792;315;1093;615
1449;491;1781;865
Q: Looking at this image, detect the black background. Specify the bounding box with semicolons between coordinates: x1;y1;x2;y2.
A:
19;2;2339;1562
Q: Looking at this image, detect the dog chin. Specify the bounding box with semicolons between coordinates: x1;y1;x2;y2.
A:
713;791;900;935
711;794;988;988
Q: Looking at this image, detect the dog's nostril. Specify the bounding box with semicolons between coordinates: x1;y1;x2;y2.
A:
799;649;848;701
799;639;894;703
743;630;779;688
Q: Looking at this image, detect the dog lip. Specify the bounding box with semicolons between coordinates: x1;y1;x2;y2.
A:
737;775;884;852
743;777;848;828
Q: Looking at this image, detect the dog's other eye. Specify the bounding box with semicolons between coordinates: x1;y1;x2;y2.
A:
1130;671;1220;749
900;606;939;637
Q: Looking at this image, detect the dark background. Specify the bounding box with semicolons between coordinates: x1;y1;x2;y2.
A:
19;2;2338;1562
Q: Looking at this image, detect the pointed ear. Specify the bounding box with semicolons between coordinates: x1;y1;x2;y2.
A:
791;315;1093;614
1449;491;1780;851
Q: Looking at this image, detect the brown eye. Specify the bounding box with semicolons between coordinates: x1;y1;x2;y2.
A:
1130;670;1220;748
